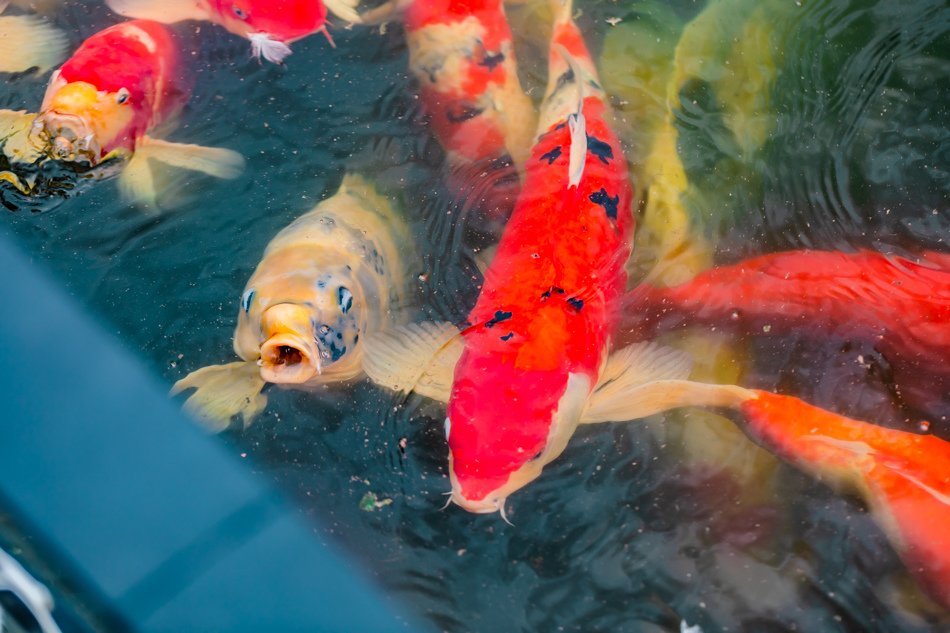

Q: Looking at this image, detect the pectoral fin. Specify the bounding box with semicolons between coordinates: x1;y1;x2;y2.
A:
0;15;68;73
170;361;268;433
104;0;212;22
362;321;463;402
582;342;754;423
136;136;245;179
117;148;159;207
0;110;44;165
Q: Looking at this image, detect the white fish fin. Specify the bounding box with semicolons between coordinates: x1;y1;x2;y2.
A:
170;361;268;433
104;0;212;23
0;109;35;140
136;136;245;179
362;321;463;403
0;15;68;73
248;32;294;63
324;0;363;24
583;348;755;424
584;342;694;423
117;149;158;208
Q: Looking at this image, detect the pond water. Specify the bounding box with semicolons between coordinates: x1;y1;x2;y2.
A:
2;0;950;631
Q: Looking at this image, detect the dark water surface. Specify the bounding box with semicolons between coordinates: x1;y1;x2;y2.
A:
3;0;950;631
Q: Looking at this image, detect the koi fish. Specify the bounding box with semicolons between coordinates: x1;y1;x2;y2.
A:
363;0;698;517
0;0;68;74
621;249;950;420
171;175;415;432
0;19;244;205
105;0;362;64
362;0;535;228
661;383;950;612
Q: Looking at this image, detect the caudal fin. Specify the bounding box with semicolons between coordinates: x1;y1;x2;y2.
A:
0;15;67;73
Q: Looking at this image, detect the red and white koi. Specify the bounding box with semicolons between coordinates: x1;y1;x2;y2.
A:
0;20;243;204
364;0;696;517
362;0;535;222
105;0;362;64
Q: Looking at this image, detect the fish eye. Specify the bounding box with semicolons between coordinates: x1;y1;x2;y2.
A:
337;287;353;313
115;88;130;105
232;4;248;19
529;449;544;461
241;288;256;313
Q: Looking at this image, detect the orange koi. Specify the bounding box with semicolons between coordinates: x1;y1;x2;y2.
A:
739;390;950;611
621;249;950;419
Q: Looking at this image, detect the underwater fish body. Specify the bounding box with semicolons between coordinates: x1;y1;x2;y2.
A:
738;390;950;611
362;0;535;230
0;19;243;204
621;249;950;421
171;175;415;432
105;0;362;63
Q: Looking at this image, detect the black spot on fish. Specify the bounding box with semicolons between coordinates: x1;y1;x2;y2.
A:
540;146;562;165
554;122;566;131
478;50;505;72
315;324;347;362
588;78;601;91
587;135;613;164
589;188;619;221
541;286;565;299
501;332;514;341
446;104;484;124
567;297;584;311
485;310;513;328
555;67;575;93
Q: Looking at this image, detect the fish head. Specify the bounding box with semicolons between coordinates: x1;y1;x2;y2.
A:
221;0;329;62
34;72;138;163
234;252;362;384
445;346;591;516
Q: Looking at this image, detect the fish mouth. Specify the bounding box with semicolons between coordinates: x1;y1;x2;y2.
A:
258;303;322;383
35;111;100;164
259;333;321;383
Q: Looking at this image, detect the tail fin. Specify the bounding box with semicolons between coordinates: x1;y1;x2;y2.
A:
0;15;68;73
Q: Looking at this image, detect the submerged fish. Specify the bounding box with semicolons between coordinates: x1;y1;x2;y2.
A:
171;175;415;432
669;384;950;612
622;249;950;422
364;0;697;516
0;19;244;205
105;0;362;64
0;0;68;74
362;0;535;228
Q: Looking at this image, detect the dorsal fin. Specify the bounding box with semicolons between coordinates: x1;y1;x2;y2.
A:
554;44;587;188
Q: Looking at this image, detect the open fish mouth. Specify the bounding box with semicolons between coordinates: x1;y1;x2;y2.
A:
259;333;322;383
34;111;100;164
